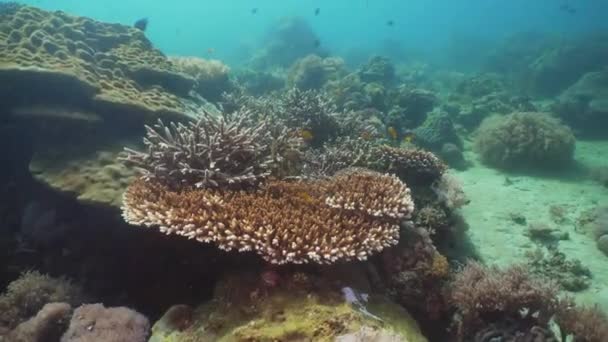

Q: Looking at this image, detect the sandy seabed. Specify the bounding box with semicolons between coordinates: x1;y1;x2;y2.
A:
456;140;608;312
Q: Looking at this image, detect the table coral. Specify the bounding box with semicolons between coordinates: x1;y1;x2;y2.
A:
122;169;414;265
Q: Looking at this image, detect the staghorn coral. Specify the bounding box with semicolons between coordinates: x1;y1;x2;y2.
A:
474;112;575;169
122;169;414;265
60;304;149;342
449;262;559;338
0;271;84;330
280;88;340;147
170;56;232;102
120;110;274;190
301;137;379;178
377;145;447;186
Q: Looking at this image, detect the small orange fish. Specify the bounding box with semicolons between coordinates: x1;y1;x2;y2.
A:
297;129;314;142
297;191;314;204
387;126;398;140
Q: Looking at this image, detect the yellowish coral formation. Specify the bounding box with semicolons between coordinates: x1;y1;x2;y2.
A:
122;169;413;264
30;145;136;208
0;5;199;122
149;270;427;342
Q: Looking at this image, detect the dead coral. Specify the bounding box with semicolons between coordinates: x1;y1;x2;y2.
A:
448;262;559;338
122;169;413;264
474;112;575;169
525;248;591;292
61;304;149;342
0;271;85;330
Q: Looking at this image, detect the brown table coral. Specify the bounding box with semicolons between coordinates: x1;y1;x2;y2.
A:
122;169;414;265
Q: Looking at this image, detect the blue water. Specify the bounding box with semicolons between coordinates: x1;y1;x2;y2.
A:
16;0;608;65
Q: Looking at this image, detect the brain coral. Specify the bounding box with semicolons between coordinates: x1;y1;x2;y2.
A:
0;5;201;122
122;169;414;264
474;112;575;169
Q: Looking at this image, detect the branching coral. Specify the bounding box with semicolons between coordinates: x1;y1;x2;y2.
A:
449;262;559;338
120;110;274;190
474;112;575;169
122;169;413;264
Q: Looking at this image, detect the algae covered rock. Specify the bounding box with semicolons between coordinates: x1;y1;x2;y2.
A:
149;269;427;342
474;112;575;170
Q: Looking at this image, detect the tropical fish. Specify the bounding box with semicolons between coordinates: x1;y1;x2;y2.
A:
207;48;215;55
134;18;148;31
387;126;398;140
296;191;315;204
403;131;415;143
314;8;320;16
386;19;394;27
251;8;258;14
296;129;314;142
313;39;321;48
360;130;373;141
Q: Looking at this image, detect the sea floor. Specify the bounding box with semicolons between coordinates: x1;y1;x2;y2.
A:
455;140;608;312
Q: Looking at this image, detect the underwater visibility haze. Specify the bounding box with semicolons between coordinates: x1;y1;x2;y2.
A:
1;0;608;341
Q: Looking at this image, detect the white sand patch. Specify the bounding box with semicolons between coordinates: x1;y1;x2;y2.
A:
455;140;608;311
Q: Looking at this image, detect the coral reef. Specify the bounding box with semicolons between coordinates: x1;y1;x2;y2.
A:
233;68;285;96
525;248;591;292
412;110;461;151
61;304;150;342
377;145;447;186
120;110;277;190
552;70;608;138
6;302;72;342
358;56;396;85
122;169;414;264
0;271;84;330
149;269;428;342
249;16;326;69
448;262;559;339
0;5;203;123
170;56;232;102
30;146;135;208
386;87;437;129
555;298;608;342
287;54;346;90
474;112;575;169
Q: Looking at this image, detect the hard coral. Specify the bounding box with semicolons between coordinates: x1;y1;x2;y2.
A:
170;56;232;102
120;110;274;190
474;112;575;169
449;262;559;337
287;54;346;90
0;271;84;330
377;145;447;186
61;304;149;342
7;302;72;342
555;298;608;342
122;169;413;264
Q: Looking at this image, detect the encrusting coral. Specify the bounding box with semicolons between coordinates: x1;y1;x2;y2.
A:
122;169;414;264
